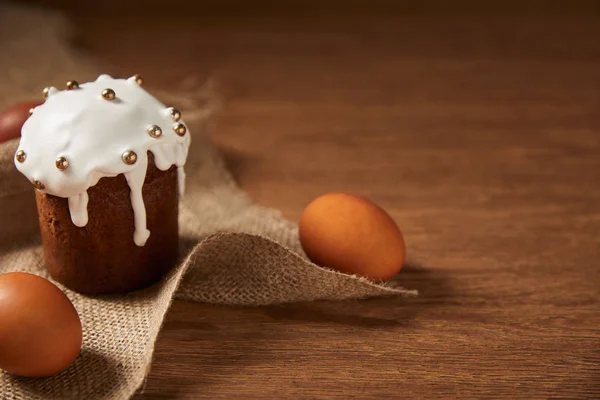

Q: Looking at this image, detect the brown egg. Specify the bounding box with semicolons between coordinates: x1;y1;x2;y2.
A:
299;193;406;281
0;101;42;144
0;272;82;377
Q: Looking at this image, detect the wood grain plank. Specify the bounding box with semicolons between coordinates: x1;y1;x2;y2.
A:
66;10;600;399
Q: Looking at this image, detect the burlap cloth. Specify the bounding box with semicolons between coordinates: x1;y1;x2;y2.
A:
0;5;416;399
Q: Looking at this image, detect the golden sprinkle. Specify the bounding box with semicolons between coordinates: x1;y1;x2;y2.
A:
42;87;50;100
28;108;34;116
147;125;162;138
32;179;45;190
101;88;116;101
55;156;69;171
131;74;143;86
66;80;79;90
15;150;27;163
168;107;181;122
173;122;186;136
122;150;138;165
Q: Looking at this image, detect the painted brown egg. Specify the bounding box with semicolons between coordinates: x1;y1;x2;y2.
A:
299;193;406;281
0;101;41;144
0;272;82;377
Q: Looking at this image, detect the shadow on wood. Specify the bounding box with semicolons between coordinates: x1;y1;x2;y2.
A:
262;261;454;327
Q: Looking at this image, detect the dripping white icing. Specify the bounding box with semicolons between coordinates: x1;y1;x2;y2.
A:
177;167;186;196
124;156;151;246
68;191;89;227
15;74;191;247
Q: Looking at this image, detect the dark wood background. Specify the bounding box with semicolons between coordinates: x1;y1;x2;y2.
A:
19;1;600;398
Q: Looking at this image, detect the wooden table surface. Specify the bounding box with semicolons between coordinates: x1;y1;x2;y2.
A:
63;4;600;398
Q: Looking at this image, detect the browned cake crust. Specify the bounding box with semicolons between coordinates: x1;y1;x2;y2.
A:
36;152;179;294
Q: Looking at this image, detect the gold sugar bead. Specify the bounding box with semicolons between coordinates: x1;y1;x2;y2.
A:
173;123;186;136
55;156;69;171
101;88;116;101
168;107;181;122
28;108;34;116
66;80;79;90
42;87;50;100
32;179;45;190
131;74;143;86
15;150;27;163
147;125;162;138
122;150;138;165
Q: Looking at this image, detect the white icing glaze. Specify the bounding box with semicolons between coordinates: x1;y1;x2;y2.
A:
15;74;191;247
68;191;89;227
177;167;186;196
125;156;151;246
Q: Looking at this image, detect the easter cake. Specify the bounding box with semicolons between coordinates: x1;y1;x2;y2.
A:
14;74;191;294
